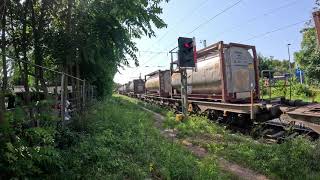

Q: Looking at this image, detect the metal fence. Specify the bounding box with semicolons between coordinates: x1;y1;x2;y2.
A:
2;53;96;123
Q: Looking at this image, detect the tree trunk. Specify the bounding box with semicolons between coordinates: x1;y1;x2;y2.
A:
2;5;7;92
61;0;74;121
30;0;48;98
22;0;30;106
0;0;7;123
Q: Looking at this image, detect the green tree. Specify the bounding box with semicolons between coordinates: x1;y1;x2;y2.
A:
3;0;168;99
258;54;292;76
294;27;320;85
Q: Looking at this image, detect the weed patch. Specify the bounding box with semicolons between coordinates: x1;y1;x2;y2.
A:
163;108;320;179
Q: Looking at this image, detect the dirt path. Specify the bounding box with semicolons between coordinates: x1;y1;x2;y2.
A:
141;107;269;180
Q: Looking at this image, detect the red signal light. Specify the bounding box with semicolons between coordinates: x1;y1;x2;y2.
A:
184;43;191;48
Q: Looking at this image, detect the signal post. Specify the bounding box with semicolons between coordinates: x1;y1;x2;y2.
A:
177;37;197;118
180;68;188;116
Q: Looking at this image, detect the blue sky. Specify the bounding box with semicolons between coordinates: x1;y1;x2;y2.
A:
114;0;315;84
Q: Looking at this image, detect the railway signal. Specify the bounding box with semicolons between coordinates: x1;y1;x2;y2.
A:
177;37;197;118
178;37;196;67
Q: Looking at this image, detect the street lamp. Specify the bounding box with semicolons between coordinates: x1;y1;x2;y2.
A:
287;43;292;100
287;44;292;74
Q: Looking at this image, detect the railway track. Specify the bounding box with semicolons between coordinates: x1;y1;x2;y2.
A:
135;95;320;143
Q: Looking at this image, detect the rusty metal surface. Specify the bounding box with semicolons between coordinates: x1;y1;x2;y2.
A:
144;94;264;115
224;46;256;95
145;70;171;97
287;104;320;118
171;42;257;102
145;74;160;92
279;113;320;134
190;100;261;114
128;79;145;94
284;104;320;134
171;52;222;95
313;11;320;47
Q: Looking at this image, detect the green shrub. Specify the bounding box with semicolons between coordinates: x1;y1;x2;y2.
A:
292;83;314;97
0;102;63;178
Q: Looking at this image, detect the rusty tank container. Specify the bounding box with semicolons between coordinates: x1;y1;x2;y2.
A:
171;42;259;102
145;70;171;97
128;79;145;94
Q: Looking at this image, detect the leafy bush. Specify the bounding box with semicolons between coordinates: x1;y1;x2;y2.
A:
0;102;63;178
292;83;314;97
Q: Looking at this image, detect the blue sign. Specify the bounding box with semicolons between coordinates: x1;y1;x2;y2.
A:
295;68;304;83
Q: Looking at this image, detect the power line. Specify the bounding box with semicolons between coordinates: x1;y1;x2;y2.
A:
138;51;168;54
140;0;243;67
188;0;243;34
139;0;211;62
239;19;307;43
153;0;211;45
214;0;300;40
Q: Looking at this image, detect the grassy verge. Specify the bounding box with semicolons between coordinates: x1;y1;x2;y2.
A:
57;95;231;179
128;95;320;179
1;95;233;179
161;111;320;180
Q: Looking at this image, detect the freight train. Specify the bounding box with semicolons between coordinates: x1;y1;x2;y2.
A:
119;41;320;140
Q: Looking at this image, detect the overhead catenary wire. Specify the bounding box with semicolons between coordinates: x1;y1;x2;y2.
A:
151;0;211;46
140;0;243;67
137;0;211;65
187;0;243;34
239;19;307;43
214;0;300;40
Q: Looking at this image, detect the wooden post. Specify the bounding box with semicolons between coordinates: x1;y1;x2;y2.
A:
61;73;65;122
180;68;188;117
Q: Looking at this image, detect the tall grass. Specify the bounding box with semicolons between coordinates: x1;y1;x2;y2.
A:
163;112;320;180
58;96;230;179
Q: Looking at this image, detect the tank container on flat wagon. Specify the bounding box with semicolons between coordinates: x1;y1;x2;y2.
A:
128;79;145;94
171;42;259;102
145;70;171;97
